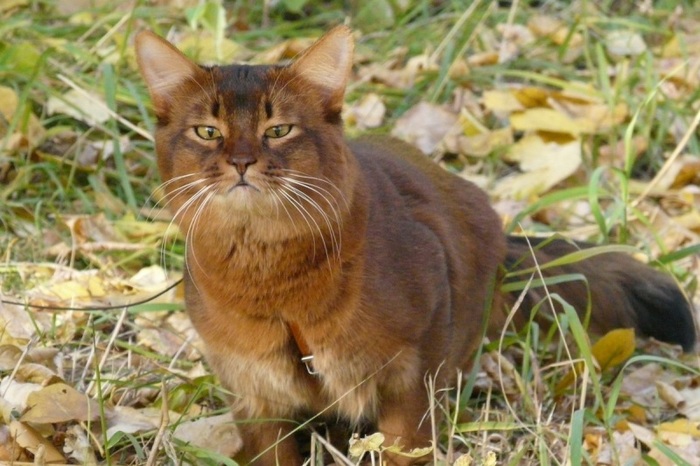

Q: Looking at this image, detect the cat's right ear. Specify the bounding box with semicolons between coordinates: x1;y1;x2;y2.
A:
135;31;201;116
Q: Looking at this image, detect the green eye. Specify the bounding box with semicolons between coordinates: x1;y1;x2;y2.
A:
194;126;222;140
264;124;292;139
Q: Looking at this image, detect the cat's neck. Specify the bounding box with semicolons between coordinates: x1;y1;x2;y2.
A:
183;152;368;321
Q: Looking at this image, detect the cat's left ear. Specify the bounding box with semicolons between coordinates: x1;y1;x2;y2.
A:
135;31;203;117
290;25;354;111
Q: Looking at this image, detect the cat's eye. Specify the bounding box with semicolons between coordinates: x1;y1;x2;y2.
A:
194;126;222;140
264;124;292;139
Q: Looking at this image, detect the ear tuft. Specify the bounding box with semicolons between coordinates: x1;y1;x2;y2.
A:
290;25;354;109
135;31;201;116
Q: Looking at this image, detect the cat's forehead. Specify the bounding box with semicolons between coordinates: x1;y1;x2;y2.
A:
209;63;280;95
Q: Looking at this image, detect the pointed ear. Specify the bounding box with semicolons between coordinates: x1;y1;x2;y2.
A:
289;25;354;110
135;31;202;116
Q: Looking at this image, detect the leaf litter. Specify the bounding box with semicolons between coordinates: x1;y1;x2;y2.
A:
0;1;699;464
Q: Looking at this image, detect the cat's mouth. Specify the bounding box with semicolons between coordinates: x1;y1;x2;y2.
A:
228;177;260;193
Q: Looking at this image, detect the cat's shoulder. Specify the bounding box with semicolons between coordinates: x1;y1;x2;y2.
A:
347;134;463;192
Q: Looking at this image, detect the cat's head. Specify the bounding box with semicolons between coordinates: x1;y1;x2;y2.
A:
135;26;355;240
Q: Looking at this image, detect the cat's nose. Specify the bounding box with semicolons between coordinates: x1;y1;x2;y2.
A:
227;154;257;176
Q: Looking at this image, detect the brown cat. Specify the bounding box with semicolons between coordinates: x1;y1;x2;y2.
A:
135;26;696;465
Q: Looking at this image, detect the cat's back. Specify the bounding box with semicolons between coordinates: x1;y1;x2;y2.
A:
348;133;505;280
348;135;496;224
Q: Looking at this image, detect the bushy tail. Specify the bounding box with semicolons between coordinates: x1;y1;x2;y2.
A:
502;235;697;352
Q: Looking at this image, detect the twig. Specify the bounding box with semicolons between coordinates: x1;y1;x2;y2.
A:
146;380;170;466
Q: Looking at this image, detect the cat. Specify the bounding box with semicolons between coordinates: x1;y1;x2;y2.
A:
135;26;697;465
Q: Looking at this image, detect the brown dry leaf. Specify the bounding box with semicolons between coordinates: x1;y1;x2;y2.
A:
391;102;458;154
0;301;53;343
0;423;22;461
14;362;60;384
494;134;581;200
344;93;386;130
21;382;102;424
359;54;438;89
479;351;522;396
591;328;635;372
656;380;686;410
172;413;242;457
9;420;65;463
46;89;111;126
105;406;161;439
0;344;23;370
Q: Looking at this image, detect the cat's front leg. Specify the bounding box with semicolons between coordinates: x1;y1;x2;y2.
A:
377;387;434;466
235;419;302;466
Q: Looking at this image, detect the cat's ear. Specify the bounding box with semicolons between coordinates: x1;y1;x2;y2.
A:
290;25;354;110
135;31;202;116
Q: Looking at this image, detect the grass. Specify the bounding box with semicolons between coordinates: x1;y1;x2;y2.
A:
0;0;699;464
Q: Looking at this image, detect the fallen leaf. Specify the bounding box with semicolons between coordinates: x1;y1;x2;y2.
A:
494;134;581;199
510;107;590;135
591;328;635;371
344;93;386;130
46;89;111;126
657;380;686;410
9;420;65;463
0;344;23;370
21;382;102;423
454;453;473;466
105;406;160;439
657;419;700;439
482;90;525;116
63;425;97;464
606;31;647;57
0;378;42;415
442;127;513;158
172;413;242;457
679;386;700;421
348;432;384;457
392;102;458;154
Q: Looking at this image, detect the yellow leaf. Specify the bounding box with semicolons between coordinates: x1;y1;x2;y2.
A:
591;328;635;372
510;108;590;135
87;276;106;297
482;90;524;115
656;419;700;439
49;280;90;300
454;454;473;466
0;85;19;122
494;134;581;200
348;432;384;457
484;451;498;466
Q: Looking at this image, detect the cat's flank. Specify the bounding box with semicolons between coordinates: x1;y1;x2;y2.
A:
135;26;696;465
